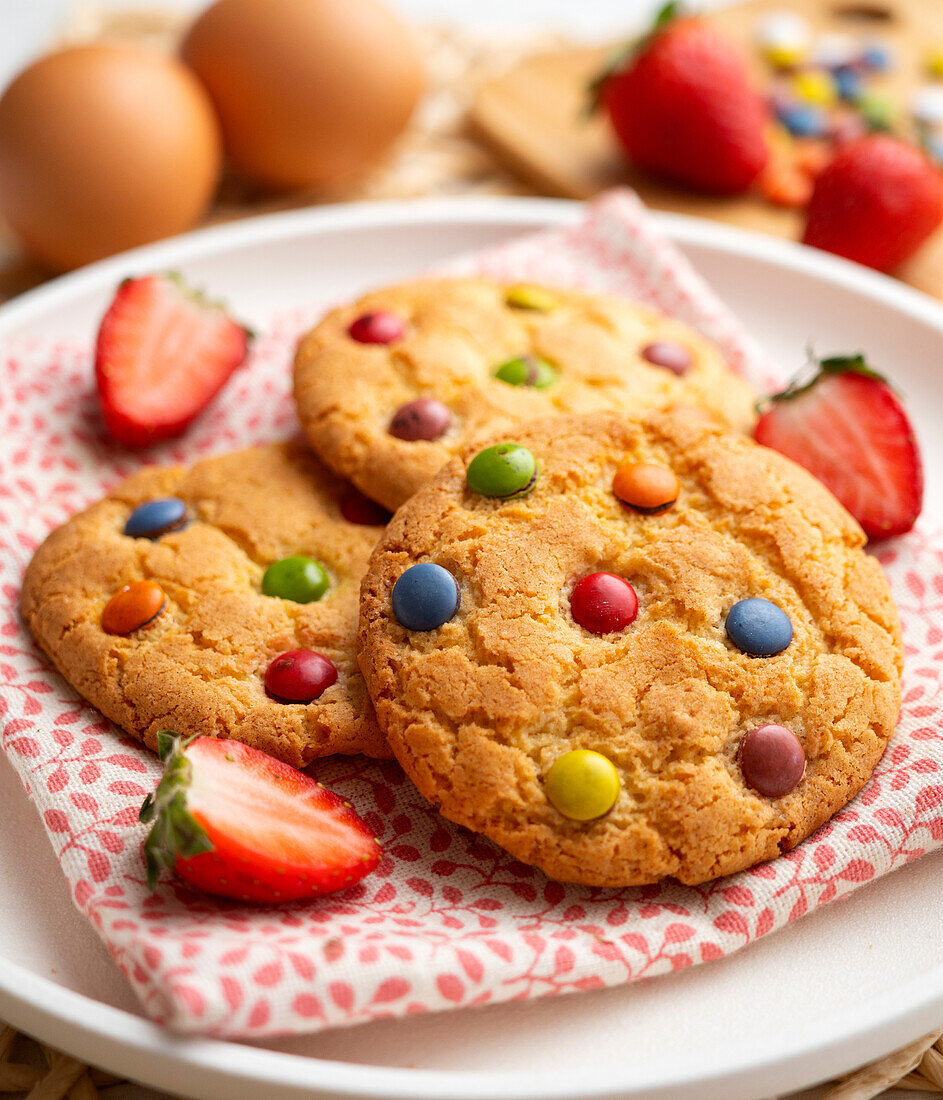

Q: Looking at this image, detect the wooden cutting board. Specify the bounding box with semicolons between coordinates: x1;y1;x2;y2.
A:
470;0;943;300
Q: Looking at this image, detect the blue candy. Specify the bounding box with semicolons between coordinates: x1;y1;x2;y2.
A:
861;44;893;73
124;497;189;539
776;103;826;137
725;599;793;658
392;563;460;632
834;66;862;103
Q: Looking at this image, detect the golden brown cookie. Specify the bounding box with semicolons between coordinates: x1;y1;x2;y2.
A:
358;411;903;886
293;278;757;511
22;443;391;766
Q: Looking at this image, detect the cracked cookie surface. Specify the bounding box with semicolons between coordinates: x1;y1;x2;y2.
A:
358;411;903;886
22;444;389;766
294;278;757;511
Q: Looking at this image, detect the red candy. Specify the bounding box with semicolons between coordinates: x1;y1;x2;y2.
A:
265;649;338;703
570;573;639;635
340;486;392;526
738;724;806;798
348;311;404;345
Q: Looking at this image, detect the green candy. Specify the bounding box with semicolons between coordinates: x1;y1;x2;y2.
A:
466;443;537;499
858;91;894;131
504;284;559;312
262;555;329;603
545;749;620;822
494;355;557;390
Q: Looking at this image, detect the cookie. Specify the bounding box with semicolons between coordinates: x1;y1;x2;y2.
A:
22;443;392;767
293;278;757;511
358;411;903;886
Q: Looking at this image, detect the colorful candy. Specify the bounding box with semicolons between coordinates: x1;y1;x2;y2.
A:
570;573;638;635
101;580;167;635
755;12;811;70
725;598;793;657
641;340;692;376
911;85;943;127
738;724;806;797
466;443;537;499
792;70;837;108
388;397;452;442
494;355;556;389
262;556;329;604
926;46;943;79
264;649;337;702
391;562;460;632
833;66;862;104
858;90;894;131
340;486;392;526
776;103;827;138
348;311;404;345
545;749;621;821
504;284;558;312
860;43;893;73
124;498;188;539
612;461;679;514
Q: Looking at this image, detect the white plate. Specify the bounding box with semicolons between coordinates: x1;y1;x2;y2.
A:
2;198;943;1100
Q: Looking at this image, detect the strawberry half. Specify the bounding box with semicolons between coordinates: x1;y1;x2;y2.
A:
95;273;250;447
140;733;381;902
754;354;923;541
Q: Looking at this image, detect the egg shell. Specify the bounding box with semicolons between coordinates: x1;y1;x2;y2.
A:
0;45;222;272
180;0;425;191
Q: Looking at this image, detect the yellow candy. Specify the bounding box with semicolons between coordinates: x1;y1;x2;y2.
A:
763;42;808;70
791;70;837;108
927;47;943;79
544;749;621;822
504;284;559;313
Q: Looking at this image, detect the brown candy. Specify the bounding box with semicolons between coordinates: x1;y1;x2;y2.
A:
641;341;692;376
738;724;806;798
388;397;451;442
101;580;167;635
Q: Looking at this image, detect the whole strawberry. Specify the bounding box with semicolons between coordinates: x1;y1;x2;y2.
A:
754;353;922;541
597;3;769;194
803;135;943;271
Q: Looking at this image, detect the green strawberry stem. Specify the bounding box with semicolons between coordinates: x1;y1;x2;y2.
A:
585;1;683;114
140;731;214;888
755;350;888;415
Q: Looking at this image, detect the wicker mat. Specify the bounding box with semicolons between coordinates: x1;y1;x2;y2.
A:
1;7;941;1098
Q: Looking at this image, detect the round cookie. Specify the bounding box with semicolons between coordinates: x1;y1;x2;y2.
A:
358;411;903;886
22;444;391;767
293;278;757;511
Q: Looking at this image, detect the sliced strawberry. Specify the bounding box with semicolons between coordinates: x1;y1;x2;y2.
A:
95;273;250;447
140;733;381;902
754;354;923;541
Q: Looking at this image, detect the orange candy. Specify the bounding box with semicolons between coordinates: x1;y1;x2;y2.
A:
612;461;680;514
101;579;167;635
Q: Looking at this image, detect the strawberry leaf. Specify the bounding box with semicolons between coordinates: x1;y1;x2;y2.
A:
585;2;684;114
140;732;214;888
757;350;889;413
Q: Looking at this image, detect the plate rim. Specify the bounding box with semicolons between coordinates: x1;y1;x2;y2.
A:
3;194;943;1100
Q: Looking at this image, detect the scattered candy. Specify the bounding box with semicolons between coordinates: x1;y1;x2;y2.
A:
641;340;692;375
911;85;943;127
860;43;893;73
812;33;857;71
738;724;806;797
612;460;680;514
124;498;188;539
830;110;869;145
102;580;167;635
340;486;392;526
466;443;537;499
262;555;329;604
794;138;832;178
927;46;943;79
755;11;811;70
858;90;894;131
833;66;862;104
725;598;793;657
792;70;837;108
545;749;621;821
388;397;452;442
348;311;404;345
570;573;638;635
494;355;556;390
759;163;814;207
265;649;337;702
776;103;827;137
504;284;558;312
391;562;460;632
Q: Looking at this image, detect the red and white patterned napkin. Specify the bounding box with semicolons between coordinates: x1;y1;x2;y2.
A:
2;190;942;1038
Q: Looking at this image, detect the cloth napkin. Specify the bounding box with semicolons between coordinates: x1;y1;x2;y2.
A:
2;189;942;1038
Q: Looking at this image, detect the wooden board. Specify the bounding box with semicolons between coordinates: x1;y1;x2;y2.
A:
470;0;943;300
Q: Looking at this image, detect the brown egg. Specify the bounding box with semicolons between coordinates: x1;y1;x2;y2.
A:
0;45;222;272
181;0;425;191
